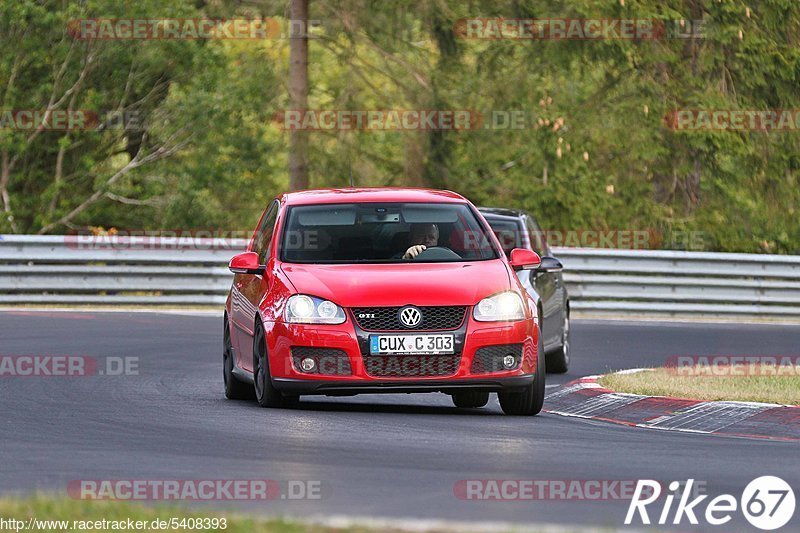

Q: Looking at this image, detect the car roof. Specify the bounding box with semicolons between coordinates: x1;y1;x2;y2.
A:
478;207;526;219
280;187;467;206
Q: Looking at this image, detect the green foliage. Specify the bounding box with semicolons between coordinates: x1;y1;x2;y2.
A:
1;0;798;253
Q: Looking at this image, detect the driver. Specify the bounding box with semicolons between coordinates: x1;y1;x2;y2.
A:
402;223;439;259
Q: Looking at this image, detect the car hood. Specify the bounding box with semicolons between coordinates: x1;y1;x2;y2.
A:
280;260;512;307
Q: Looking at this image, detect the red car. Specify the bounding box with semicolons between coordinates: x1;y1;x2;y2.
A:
223;188;557;415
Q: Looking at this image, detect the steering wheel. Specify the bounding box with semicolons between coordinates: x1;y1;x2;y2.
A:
412;246;461;261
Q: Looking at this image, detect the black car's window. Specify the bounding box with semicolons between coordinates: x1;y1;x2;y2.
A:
485;218;522;258
525;216;547;256
525;215;549;257
280;202;499;263
252;200;279;264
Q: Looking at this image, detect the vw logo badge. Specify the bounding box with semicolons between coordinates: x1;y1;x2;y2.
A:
399;306;422;328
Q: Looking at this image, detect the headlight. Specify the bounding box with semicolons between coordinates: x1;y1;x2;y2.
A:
473;291;525;322
285;294;346;324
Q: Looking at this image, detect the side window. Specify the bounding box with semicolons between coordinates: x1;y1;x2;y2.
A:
252;201;279;264
525;216;546;256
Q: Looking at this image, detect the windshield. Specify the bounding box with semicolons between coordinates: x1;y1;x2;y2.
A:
280;202;499;264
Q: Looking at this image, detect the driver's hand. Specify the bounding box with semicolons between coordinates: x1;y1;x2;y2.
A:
403;245;427;259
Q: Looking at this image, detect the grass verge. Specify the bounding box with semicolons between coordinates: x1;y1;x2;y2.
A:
599;367;800;405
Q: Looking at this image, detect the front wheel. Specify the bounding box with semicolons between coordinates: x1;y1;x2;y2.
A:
253;320;298;408
224;318;253;400
498;335;545;416
545;313;570;374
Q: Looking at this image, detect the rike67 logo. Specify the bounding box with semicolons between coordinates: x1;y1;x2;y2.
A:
626;476;795;530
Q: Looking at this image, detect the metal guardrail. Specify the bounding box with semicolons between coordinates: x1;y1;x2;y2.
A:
0;235;239;306
2;235;800;318
558;248;800;318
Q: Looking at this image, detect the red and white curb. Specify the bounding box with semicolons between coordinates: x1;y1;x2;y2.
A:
544;371;800;441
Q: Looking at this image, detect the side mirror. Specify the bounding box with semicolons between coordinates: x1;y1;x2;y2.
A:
538;256;564;273
229;251;265;275
509;248;541;271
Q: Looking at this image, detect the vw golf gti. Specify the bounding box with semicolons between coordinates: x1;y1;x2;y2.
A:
223;188;561;415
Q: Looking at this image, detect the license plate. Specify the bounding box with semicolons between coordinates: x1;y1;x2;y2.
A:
369;334;455;355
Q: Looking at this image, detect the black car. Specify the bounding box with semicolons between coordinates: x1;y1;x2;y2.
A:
479;207;571;373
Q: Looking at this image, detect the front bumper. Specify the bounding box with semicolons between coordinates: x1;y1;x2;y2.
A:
273;374;534;395
265;312;538;395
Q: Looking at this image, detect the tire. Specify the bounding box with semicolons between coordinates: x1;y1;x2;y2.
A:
452;391;490;409
223;317;253;400
545;313;570;374
253;320;298;408
498;334;546;416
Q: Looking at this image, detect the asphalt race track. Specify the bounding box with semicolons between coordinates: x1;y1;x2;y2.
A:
1;311;798;530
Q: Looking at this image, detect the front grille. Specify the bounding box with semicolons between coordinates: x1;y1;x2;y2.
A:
363;355;461;377
291;347;352;376
351;306;467;331
470;344;523;374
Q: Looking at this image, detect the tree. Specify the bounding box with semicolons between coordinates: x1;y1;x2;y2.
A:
288;0;309;191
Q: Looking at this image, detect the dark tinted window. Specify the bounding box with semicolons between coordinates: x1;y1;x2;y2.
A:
484;218;522;258
525;215;546;255
281;202;499;263
252;201;279;264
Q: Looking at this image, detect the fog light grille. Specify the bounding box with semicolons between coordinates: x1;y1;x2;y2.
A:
470;344;523;374
291;347;352;376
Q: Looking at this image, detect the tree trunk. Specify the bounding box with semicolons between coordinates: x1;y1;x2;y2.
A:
0;149;18;233
288;0;309;191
